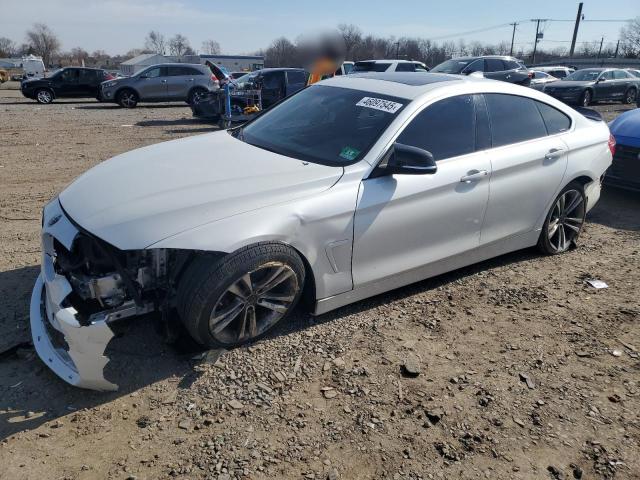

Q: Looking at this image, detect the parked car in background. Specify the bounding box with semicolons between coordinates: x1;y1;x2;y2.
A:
351;60;429;73
607;107;640;191
336;61;354;75
99;63;218;108
534;66;575;79
430;55;531;86
191;68;309;120
529;70;558;91
543;68;639;107
230;71;249;80
20;67;115;104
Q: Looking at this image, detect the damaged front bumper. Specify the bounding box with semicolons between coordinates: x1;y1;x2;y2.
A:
30;200;150;391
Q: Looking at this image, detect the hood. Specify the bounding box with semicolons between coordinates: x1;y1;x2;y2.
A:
610;108;640;147
59;131;344;249
548;80;594;88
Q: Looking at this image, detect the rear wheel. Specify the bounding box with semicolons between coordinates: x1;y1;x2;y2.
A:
538;182;586;255
177;243;305;348
187;87;207;105
579;90;592;107
116;89;138;108
623;87;637;104
35;88;53;104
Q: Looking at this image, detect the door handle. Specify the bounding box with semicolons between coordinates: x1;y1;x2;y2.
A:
161;79;167;83
460;170;488;183
544;148;565;160
187;78;194;82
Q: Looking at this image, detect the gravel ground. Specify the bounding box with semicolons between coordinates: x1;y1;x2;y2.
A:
0;84;639;480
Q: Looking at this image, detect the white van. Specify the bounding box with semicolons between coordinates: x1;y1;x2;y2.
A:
22;55;46;79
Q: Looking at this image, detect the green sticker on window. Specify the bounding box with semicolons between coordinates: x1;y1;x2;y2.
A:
339;146;361;161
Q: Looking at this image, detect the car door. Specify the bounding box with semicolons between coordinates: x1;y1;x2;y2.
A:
483;58;508;81
77;69;98;97
260;71;285;107
480;93;569;244
54;68;81;97
166;66;199;99
594;70;615;101
135;66;167;100
352;94;491;287
612;70;632;100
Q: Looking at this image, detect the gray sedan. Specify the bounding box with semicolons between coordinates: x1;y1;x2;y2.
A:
543;68;639;106
32;72;612;390
99;63;218;108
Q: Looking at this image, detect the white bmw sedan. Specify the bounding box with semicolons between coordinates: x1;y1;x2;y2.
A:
32;72;613;390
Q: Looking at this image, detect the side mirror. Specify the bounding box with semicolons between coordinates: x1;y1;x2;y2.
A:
597;77;606;83
139;74;148;79
385;143;437;175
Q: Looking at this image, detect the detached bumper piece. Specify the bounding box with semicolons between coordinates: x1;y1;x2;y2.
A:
31;200;150;391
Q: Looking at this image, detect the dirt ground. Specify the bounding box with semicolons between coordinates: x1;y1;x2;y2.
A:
0;83;639;480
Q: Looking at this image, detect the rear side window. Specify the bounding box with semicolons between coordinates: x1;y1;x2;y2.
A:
395;63;416;72
535;101;571;135
353;62;391;72
286;70;307;85
613;70;630;79
168;66;202;76
397;94;475;161
79;69;97;83
551;70;566;78
485;94;547;147
485;59;506;72
414;63;428;71
262;72;284;89
504;60;522;70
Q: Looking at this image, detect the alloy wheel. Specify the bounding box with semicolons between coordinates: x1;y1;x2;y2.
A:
120;92;136;107
547;189;585;253
625;89;637;104
209;262;299;344
581;91;591;107
37;90;52;103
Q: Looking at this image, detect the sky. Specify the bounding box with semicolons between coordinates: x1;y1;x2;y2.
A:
0;0;638;56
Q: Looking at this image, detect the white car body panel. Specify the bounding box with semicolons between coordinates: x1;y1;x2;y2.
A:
31;73;612;389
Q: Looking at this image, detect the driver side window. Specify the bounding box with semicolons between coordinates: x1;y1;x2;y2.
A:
600;71;614;80
396;95;476;161
463;60;484;74
61;69;78;83
144;67;162;78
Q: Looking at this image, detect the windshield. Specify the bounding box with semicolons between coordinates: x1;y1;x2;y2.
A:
343;63;354;74
46;68;64;78
431;59;471;74
237;85;407;166
352;62;391;72
235;72;259;88
564;70;601;81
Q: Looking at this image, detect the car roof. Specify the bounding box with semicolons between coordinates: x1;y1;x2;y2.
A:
356;59;420;64
451;55;520;61
257;67;307;72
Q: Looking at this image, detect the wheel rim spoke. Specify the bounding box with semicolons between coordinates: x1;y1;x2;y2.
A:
564;193;583;215
564;222;581;233
255;266;294;294
256;298;290;313
210;299;244;334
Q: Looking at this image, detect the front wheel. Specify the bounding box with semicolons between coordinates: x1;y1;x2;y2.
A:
538;182;586;255
116;89;138;108
177;243;305;348
35;88;53;104
187;88;207;105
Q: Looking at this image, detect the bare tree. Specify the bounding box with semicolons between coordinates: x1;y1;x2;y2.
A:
265;37;297;67
201;39;221;55
145;31;166;55
0;37;17;57
70;47;89;64
169;34;191;57
620;17;640;57
338;24;362;59
25;23;61;66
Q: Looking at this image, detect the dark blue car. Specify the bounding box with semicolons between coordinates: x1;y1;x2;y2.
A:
607;107;640;191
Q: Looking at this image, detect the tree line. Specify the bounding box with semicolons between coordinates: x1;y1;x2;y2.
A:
1;20;639;70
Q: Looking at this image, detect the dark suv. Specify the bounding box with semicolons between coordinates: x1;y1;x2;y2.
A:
20;67;114;104
431;56;532;86
191;68;309;120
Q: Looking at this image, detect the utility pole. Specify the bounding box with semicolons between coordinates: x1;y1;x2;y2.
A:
569;2;583;58
597;36;604;66
614;40;620;58
395;41;400;59
531;19;542;64
509;22;518;56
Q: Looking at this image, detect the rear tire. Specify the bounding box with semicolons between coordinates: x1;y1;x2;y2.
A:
579;90;592;107
538;181;586;255
623;87;637;104
35;88;53;104
187;87;207;105
116;89;138;108
176;243;305;348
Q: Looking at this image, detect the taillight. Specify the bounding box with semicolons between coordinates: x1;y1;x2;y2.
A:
528;71;534;78
105;73;115;80
211;74;218;82
608;133;616;157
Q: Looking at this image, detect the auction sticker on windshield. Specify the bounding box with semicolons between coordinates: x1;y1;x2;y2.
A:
356;97;403;114
339;146;361;161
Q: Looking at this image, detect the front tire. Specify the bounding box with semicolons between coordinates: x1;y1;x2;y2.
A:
538;182;586;255
579;90;592;107
177;243;305;348
116;89;138;108
35;88;53;104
